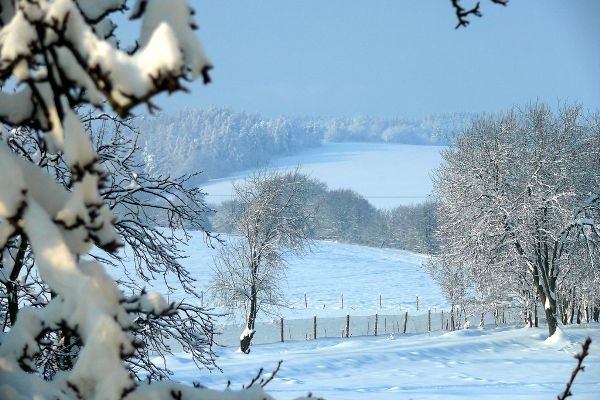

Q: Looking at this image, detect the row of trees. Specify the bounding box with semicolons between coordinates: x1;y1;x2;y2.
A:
139;107;472;183
313;112;472;144
428;104;600;337
212;176;439;254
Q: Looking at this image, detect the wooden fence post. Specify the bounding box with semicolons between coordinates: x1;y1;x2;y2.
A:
428;308;431;333
304;293;307;309
441;310;444;331
345;313;350;338
403;311;408;334
379;294;382;309
416;295;419;311
375;313;378;336
313;315;317;340
341;293;344;310
280;317;284;343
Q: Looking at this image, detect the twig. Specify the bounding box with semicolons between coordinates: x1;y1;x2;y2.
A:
243;360;283;389
261;360;283;387
557;337;592;400
243;367;263;389
451;0;482;29
450;0;508;29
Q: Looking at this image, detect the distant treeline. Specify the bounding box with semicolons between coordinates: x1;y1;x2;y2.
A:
139;107;471;183
211;177;438;254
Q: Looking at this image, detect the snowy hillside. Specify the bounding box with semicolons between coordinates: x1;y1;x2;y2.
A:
201;142;444;208
112;231;446;320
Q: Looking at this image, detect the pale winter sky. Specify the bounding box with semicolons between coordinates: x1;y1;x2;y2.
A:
132;0;600;118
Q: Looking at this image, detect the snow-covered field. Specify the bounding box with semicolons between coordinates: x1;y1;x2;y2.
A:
168;325;600;400
200;142;444;208
115;231;446;321
111;232;600;399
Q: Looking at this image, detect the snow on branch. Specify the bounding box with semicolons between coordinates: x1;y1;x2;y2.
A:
0;1;273;399
0;1;322;398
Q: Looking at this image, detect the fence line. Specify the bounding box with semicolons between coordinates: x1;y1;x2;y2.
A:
210;308;526;348
295;292;428;312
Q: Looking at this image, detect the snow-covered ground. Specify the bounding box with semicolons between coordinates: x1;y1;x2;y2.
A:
110;232;600;399
114;231;446;321
167;325;600;400
200;142;444;208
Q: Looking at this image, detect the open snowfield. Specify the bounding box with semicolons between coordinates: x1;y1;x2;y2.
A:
114;231;446;321
200;142;444;208
111;232;600;399
167;325;600;400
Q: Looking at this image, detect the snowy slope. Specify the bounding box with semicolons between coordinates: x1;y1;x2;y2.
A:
200;142;444;208
113;231;446;320
166;325;600;400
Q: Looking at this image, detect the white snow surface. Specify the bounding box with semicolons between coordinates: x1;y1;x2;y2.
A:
165;325;600;400
200;142;444;209
544;327;569;347
107;233;600;399
110;231;445;320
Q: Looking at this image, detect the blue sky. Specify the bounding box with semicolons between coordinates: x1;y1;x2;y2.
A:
144;1;600;118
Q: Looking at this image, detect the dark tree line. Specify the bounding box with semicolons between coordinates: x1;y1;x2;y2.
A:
212;177;439;254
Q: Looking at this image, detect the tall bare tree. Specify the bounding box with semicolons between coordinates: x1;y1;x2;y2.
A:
210;170;315;353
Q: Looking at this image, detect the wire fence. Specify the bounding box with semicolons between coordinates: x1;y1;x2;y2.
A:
211;308;525;348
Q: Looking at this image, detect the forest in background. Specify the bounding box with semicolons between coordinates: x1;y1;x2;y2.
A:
138;107;471;184
211;177;438;255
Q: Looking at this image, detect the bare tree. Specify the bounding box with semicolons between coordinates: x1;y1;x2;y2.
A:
210;170;315;353
431;104;600;337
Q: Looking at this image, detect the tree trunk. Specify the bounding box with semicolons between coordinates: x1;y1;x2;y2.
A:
240;265;258;354
532;266;559;337
6;237;28;326
539;289;558;337
534;295;538;328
